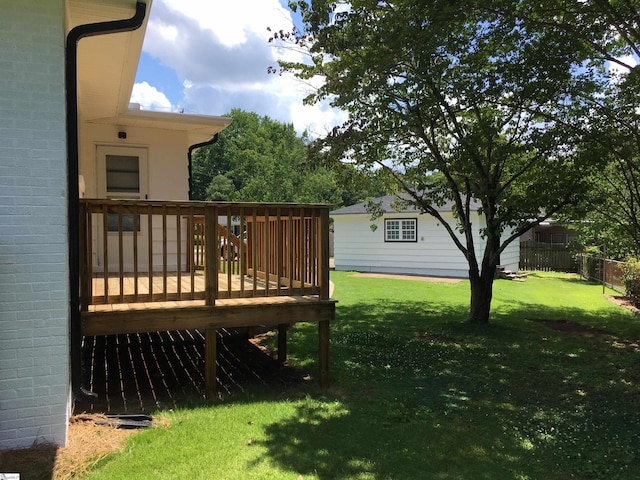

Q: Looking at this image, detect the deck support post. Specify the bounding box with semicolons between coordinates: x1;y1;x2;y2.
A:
204;205;218;306
277;323;288;363
205;328;217;398
319;320;330;388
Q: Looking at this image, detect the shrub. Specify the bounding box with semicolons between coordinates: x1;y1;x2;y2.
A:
580;246;602;280
621;257;640;307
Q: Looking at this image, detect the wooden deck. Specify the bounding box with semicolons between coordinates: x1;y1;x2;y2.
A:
79;200;335;397
82;273;335;398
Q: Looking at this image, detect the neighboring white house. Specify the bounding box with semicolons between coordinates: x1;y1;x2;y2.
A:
331;194;520;278
0;0;230;450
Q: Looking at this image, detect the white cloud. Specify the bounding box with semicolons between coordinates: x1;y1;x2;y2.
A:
130;81;173;111
610;54;638;74
160;0;291;47
137;0;345;137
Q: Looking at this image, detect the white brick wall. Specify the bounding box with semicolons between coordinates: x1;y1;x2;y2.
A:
0;1;70;449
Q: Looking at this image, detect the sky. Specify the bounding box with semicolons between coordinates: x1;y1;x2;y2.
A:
131;0;347;138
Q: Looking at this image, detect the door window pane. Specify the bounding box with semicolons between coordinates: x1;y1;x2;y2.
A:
106;155;140;231
106;155;139;193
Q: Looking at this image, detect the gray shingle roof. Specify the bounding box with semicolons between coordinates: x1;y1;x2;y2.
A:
331;193;481;215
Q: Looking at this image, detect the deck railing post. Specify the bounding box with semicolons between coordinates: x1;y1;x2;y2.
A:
78;201;91;311
204;204;218;305
320;207;330;300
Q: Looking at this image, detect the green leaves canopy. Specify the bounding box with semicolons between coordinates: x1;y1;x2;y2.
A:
191;109;343;205
281;0;611;322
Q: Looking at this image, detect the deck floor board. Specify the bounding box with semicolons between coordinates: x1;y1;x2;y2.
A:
91;271;290;303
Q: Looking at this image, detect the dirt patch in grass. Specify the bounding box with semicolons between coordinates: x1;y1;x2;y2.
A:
0;414;140;480
604;294;640;315
349;272;462;283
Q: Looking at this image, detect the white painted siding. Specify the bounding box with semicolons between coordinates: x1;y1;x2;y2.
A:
332;213;484;278
79;122;190;201
0;1;70;449
333;212;522;278
499;229;520;273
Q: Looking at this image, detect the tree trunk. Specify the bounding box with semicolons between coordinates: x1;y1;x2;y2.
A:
468;270;496;324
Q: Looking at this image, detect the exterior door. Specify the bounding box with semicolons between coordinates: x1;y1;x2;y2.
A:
96;145;149;273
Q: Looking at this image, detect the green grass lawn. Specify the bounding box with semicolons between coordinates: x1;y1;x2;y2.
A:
86;271;640;479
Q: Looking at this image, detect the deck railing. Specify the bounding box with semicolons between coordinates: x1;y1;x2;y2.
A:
79;199;331;310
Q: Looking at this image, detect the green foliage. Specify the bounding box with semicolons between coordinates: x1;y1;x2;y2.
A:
621;257;640;307
278;0;612;322
525;0;640;260
85;272;640;479
564;152;640;260
191;109;378;207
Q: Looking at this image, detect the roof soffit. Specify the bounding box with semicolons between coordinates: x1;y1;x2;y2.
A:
65;0;151;121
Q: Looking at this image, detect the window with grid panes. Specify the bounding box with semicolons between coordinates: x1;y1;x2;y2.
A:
384;218;417;242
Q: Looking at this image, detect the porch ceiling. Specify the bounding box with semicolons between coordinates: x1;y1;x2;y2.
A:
88;108;233;144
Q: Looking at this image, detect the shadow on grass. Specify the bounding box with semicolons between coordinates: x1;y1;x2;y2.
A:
0;443;57;480
254;296;640;480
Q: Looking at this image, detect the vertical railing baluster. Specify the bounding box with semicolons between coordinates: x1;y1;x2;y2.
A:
102;204;109;302
189;206;196;299
226;207;232;298
133;203;139;301
300;208;306;296
162;205;168;301
239;207;245;296
147;205;153;300
118;207;124;303
276;208;282;295
265;208;270;297
288;209;294;294
176;205;182;299
252;207;258;296
311;210;318;292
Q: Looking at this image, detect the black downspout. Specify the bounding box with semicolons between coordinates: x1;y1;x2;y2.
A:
66;2;147;401
187;133;219;201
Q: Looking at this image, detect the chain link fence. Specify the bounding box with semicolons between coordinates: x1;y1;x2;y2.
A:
577;254;627;295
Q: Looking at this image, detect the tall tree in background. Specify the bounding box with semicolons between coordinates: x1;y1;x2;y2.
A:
502;0;640;258
564;80;640;259
276;0;607;323
192;108;389;207
191;109;344;205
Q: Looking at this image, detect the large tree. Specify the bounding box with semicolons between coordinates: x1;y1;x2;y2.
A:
192;109;344;205
276;0;607;323
564;84;640;259
193;108;390;207
501;0;640;258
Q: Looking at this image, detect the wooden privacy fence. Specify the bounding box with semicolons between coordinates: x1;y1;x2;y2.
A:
79;199;331;309
519;241;577;272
